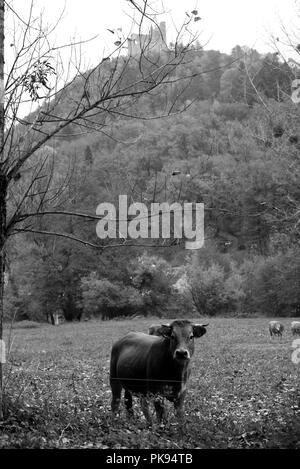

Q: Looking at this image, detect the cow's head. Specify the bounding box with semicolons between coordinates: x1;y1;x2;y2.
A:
153;319;208;362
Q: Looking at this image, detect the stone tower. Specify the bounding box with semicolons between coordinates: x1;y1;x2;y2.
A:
128;21;167;57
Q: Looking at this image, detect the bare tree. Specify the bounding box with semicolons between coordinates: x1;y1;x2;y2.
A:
0;0;5;421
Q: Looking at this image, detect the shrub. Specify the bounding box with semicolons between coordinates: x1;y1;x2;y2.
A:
241;252;300;316
188;263;228;316
130;253;173;316
79;273;143;319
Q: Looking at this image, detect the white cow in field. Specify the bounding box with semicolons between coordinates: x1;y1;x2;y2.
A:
291;321;300;336
269;321;284;338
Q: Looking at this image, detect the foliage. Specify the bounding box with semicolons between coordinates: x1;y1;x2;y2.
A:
4;42;300;322
188;261;245;316
130;253;173;316
241;252;300;316
23;60;56;101
79;273;143;320
188;263;226;315
187;250;300;318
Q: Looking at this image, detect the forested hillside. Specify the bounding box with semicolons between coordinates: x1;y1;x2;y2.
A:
6;45;300;321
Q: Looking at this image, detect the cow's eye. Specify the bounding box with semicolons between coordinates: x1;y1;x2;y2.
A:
171;333;176;340
189;334;194;340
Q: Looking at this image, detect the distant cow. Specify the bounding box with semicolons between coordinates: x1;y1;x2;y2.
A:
148;323;169;336
291;321;300;336
110;319;208;423
269;321;284;337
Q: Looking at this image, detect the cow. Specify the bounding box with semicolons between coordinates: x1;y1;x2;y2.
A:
269;321;284;338
110;319;208;423
148;323;169;336
291;321;300;336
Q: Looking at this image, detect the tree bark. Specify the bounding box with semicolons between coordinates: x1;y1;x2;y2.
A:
0;176;7;420
0;0;5;420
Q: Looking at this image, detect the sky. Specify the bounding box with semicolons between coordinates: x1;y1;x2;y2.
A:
5;0;299;117
8;0;299;65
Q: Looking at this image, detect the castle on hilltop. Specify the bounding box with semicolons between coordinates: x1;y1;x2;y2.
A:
127;21;167;57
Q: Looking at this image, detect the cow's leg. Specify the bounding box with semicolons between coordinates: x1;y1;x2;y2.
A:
174;392;186;424
154;398;166;423
124;389;134;417
110;379;122;414
140;395;152;424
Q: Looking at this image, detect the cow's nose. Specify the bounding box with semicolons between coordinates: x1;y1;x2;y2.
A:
175;349;189;360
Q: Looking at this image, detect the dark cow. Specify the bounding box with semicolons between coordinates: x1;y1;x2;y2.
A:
269;321;284;337
110;319;208;423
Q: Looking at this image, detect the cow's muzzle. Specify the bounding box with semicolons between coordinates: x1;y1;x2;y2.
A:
174;349;190;361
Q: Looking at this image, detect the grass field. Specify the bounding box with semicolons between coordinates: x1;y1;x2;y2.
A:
1;317;299;448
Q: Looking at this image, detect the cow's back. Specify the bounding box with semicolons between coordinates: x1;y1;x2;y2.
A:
111;332;158;373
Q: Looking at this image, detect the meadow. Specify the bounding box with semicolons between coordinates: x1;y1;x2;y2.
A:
0;317;299;449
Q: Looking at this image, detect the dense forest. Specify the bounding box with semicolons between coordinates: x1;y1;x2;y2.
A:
5;44;300;322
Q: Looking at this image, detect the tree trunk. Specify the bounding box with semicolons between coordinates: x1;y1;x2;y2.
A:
0;178;6;420
49;312;55;325
0;0;5;420
53;312;59;326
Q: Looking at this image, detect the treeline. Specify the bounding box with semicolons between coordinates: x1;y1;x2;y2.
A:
5;45;300;321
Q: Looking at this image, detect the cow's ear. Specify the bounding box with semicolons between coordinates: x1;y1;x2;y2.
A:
158;324;172;338
193;324;208;338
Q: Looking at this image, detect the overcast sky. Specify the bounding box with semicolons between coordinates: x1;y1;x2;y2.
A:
8;0;299;64
5;0;299;118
